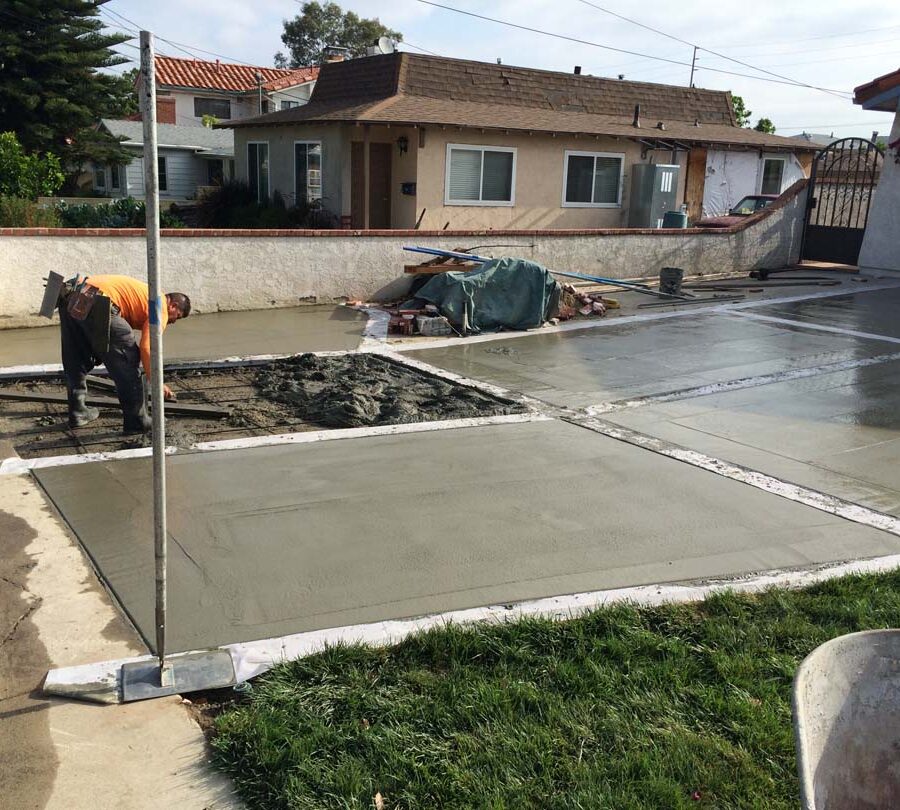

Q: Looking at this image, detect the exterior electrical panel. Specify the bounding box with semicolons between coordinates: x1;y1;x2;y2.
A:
628;164;680;228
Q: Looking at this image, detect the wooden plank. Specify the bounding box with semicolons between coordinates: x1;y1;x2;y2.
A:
685;146;707;224
404;263;478;274
86;374;116;391
0;390;230;419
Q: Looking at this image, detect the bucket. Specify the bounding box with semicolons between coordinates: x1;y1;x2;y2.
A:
662;210;688;229
659;266;684;296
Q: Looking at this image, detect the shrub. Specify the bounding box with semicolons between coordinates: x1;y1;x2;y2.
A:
0;132;65;200
0;195;61;227
194;180;338;229
55;197;183;228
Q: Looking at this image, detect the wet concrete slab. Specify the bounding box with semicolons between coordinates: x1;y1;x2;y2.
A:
751;286;900;340
0;305;366;368
409;311;890;409
34;419;899;654
605;359;900;517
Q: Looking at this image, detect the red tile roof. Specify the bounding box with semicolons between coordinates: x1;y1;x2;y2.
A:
154;55;318;94
854;68;900;111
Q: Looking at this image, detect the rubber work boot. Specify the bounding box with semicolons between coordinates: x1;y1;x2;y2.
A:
67;389;100;428
119;378;153;435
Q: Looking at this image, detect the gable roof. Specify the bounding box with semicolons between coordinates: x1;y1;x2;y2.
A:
154;55;318;94
854;67;900;111
101;119;234;156
223;52;814;151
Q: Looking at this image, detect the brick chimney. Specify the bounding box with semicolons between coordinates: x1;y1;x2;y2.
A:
156;96;176;125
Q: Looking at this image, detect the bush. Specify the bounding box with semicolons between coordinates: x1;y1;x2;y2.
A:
0;195;61;227
0;132;65;199
194;180;338;229
55;197;183;228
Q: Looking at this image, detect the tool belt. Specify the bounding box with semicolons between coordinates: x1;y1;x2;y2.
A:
62;276;112;356
65;277;102;321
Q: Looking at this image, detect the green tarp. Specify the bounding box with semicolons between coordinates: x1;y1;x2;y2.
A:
413;257;559;333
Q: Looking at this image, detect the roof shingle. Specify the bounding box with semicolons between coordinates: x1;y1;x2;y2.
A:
154;55;318;94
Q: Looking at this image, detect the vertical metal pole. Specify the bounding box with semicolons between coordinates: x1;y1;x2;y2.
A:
689;46;698;88
139;31;169;680
363;124;371;229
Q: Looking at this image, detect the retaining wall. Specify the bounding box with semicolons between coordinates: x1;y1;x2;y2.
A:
0;181;806;329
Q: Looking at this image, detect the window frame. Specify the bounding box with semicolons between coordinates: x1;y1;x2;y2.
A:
93;166;107;191
193;96;231;120
561;150;625;208
293;140;323;205
247;141;269;203
109;164;121;191
759;155;786;195
158;155;168;193
444;143;517;207
281;100;299;111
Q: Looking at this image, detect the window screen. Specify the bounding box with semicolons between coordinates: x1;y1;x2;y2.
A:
194;97;231;119
564;153;622;205
447;146;515;203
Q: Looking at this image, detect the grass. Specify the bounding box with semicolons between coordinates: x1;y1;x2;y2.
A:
211;570;900;809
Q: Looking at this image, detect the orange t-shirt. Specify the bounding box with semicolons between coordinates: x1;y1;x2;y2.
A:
87;275;169;376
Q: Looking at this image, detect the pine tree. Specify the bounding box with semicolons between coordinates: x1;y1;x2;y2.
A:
0;0;132;163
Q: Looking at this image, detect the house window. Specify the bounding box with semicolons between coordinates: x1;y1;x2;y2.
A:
294;141;322;204
562;151;624;207
110;165;121;191
194;97;231;119
207;159;224;186
445;144;516;206
93;167;106;190
158;156;168;192
248;142;269;202
281;100;299;110
760;157;785;195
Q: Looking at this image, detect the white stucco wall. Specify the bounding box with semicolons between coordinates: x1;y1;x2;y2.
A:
0;185;805;328
859;100;900;272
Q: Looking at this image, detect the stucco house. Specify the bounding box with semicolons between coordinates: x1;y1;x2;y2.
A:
89;119;234;201
137;55;319;128
222;52;815;229
854;67;900;271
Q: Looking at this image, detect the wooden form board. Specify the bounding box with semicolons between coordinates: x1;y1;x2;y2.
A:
685;147;708;223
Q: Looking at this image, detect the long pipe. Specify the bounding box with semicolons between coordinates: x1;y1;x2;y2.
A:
140;31;168;678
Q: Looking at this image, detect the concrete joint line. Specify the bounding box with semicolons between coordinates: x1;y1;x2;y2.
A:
568;415;900;537
45;549;900;702
731;310;900;346
587;351;900;415
393;281;900;353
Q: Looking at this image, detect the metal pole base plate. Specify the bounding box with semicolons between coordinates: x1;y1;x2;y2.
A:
121;650;235;703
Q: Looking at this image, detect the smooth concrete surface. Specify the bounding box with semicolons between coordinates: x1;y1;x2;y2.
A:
604;359;900;518
0;304;365;368
410;311;890;409
35;419;899;654
0;475;239;809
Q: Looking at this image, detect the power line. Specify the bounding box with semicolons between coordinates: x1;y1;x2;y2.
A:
721;22;900;49
415;0;852;96
572;0;852;99
777;120;895;131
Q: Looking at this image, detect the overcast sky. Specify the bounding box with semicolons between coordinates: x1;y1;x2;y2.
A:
104;0;899;138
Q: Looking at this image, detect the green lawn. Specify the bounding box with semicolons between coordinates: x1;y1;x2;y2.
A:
211;570;900;809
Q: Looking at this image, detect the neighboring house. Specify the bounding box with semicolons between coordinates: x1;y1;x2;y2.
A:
854;67;900;271
90;118;234;201
790;132;838;148
222;52;816;228
136;56;319;128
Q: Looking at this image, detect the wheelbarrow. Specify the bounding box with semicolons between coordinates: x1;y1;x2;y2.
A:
793;630;900;809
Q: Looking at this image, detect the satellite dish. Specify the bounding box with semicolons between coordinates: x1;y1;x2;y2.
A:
377;36;395;54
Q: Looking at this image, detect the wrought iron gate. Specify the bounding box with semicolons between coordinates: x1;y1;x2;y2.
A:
801;137;883;265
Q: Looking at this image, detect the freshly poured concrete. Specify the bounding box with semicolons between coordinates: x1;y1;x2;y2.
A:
0;305;365;368
411;311;890;409
35;419;899;654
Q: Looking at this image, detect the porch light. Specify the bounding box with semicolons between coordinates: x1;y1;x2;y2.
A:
396;135;409;154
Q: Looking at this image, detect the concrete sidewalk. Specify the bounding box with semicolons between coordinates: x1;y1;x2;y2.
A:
0;475;240;809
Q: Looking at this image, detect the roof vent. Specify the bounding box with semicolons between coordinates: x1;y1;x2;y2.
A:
618;74;625;80
694;118;701;127
215;59;220;72
657;121;666;130
632;104;641;128
574;65;581;75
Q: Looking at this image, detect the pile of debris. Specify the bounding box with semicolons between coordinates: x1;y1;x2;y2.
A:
254;353;524;429
553;283;615;322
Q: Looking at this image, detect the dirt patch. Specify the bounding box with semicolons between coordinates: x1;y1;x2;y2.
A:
255;353;523;429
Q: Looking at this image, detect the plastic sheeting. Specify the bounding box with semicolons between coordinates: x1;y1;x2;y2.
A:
412;257;559;333
702;150;808;216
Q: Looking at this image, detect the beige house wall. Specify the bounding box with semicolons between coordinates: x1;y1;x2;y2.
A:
413;127;687;230
859;99;900;272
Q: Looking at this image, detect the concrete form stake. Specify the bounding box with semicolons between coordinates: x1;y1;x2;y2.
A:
140;31;169;681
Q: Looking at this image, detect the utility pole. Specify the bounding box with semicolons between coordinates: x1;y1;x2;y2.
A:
689;46;698;88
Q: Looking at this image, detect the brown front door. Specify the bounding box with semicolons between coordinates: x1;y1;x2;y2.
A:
351;141;392;229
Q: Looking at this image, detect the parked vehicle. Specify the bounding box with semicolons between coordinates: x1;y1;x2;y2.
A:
695;194;778;227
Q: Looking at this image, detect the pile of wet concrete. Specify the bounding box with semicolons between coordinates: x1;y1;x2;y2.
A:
254;353;523;429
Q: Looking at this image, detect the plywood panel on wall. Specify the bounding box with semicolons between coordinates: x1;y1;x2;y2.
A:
685;147;707;223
